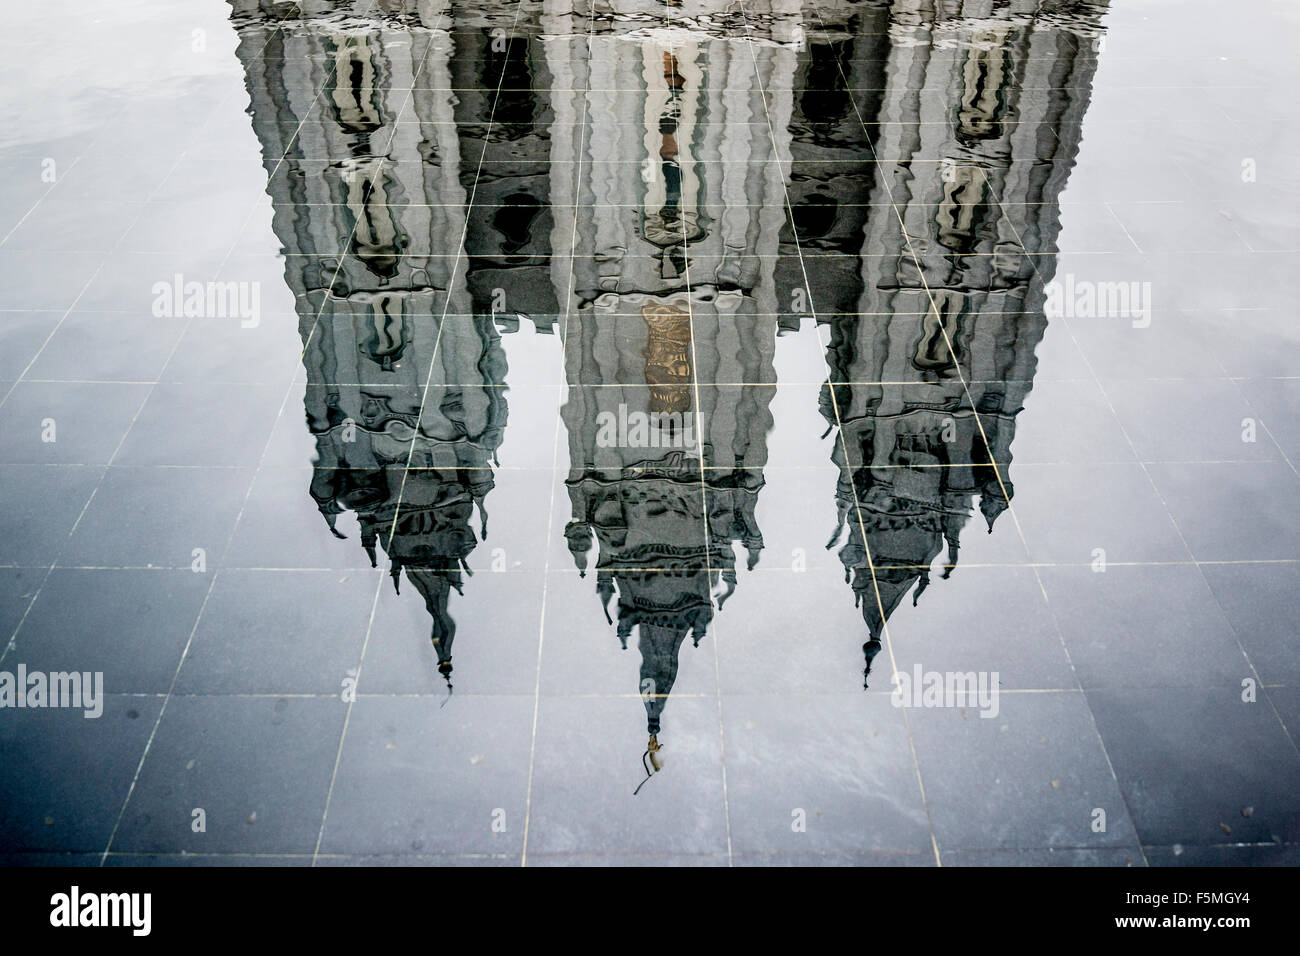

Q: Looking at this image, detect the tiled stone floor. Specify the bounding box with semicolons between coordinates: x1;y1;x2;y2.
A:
0;0;1298;867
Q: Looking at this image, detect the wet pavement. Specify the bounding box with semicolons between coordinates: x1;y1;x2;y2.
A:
1;0;1298;866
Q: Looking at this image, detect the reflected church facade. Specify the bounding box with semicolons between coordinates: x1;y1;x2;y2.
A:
229;0;1107;756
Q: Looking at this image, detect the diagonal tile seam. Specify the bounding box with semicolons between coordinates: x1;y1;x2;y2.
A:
0;95;141;250
986;166;1298;769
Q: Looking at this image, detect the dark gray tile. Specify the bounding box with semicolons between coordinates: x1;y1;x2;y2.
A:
5;200;136;253
25;311;186;382
318;696;533;856
1148;462;1300;561
0;464;103;565
0;382;149;464
1068;304;1227;380
1087;687;1300;846
941;847;1144;866
742;463;887;575
887;566;1078;691
0;695;163;852
1104;379;1279;462
63;465;254;568
175;569;374;695
733;851;936;867
910;691;1138;850
1040;564;1249;689
117;198;258;258
1267;686;1300;750
524;697;728;856
0;252;102;310
114;383;282;467
224;467;383;570
723;694;932;854
1010;378;1135;465
12;569;210;693
1201;563;1300;684
112;696;346;854
0;567;44;643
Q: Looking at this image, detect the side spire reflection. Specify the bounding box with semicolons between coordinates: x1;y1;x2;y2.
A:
234;2;520;690
809;5;1108;686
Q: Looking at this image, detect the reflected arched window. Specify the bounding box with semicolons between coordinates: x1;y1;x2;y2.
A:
493;193;544;259
343;162;404;278
358;293;408;371
935;168;988;254
487;34;538;141
912;291;965;374
327;35;384;135
955;31;1011;145
799;40;853;136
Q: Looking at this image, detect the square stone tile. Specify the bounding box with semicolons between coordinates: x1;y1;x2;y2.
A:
524;696;728;857
111;696;346;854
1087;687;1300;846
63;465;254;568
723;693;932;854
1040;565;1249;690
0;464;103;565
910;691;1138;851
318;695;533;857
1200;562;1300;685
175;569;375;695
0;695;164;853
11;569;210;693
0;382;149;464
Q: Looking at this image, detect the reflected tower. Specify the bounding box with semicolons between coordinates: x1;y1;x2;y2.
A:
230;0;527;686
812;1;1109;683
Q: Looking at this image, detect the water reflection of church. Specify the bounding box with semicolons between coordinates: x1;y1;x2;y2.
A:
230;0;1106;754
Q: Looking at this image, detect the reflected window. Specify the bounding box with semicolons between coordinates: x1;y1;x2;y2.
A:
327;35;384;135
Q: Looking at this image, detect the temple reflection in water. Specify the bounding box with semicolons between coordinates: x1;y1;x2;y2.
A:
229;0;1106;768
